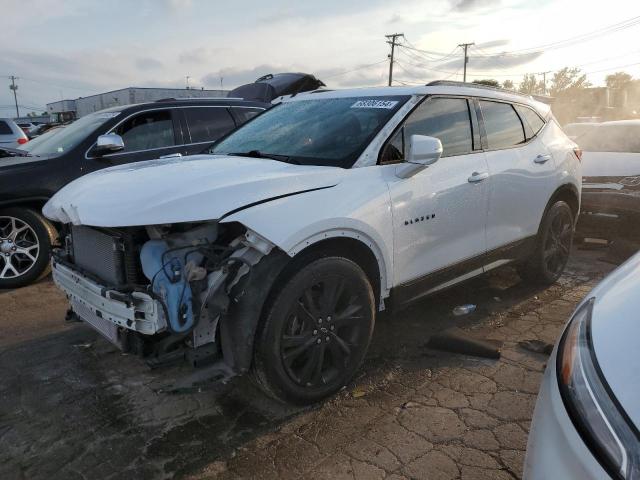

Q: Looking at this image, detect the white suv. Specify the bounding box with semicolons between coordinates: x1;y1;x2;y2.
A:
44;82;581;404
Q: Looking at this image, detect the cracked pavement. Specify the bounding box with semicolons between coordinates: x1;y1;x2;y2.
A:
0;248;620;479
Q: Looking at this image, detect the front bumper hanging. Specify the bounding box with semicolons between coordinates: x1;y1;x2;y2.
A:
52;260;167;348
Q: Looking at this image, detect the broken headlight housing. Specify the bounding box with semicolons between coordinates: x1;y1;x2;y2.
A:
557;297;640;479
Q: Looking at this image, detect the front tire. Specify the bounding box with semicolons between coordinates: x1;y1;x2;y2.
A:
0;207;56;289
518;201;574;285
253;256;375;405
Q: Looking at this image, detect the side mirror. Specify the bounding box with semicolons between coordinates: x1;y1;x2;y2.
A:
95;133;124;155
396;135;443;179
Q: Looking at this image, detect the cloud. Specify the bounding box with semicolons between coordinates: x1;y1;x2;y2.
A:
136;57;163;70
178;47;226;65
202;64;294;89
164;0;192;10
475;39;510;49
452;0;500;11
438;50;542;71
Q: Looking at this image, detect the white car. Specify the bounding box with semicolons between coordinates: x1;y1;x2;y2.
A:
525;251;640;479
0;118;29;147
572;120;640;241
43;82;581;404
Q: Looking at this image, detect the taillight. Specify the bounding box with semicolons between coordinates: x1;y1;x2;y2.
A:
17;137;28;145
573;147;582;161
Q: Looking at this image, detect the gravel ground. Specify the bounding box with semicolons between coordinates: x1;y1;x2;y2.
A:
0;248;620;480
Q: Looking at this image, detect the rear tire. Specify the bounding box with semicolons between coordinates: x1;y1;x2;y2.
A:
518;201;574;285
0;207;57;289
253;256;375;405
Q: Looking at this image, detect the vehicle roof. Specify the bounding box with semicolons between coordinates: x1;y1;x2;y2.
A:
283;82;551;116
95;98;270;114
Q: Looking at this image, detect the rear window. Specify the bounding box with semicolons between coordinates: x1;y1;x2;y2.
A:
514;105;545;140
479;100;526;149
0;121;13;135
183;107;235;143
578;125;640;153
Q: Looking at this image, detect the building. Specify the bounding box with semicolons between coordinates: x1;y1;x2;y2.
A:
47;87;229;121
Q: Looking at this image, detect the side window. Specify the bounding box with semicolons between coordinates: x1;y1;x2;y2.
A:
381;128;405;163
231;107;263;126
114;110;175;152
0;121;13;135
183;107;235;143
479;101;525;149
404;97;473;157
514;104;545;140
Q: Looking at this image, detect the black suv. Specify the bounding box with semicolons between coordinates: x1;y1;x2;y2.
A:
0;98;268;288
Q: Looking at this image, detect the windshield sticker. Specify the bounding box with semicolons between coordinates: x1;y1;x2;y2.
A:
351;100;398;109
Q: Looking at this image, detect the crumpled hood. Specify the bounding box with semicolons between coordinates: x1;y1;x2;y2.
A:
43;155;343;227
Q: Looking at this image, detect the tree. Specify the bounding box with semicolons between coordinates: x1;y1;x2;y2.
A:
605;71;633;90
502;80;514;90
549;67;591;96
518;74;545;95
472;79;500;88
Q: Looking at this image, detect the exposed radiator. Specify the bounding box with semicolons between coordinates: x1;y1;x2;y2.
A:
71;226;142;286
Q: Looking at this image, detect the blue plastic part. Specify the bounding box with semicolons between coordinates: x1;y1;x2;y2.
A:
140;239;195;333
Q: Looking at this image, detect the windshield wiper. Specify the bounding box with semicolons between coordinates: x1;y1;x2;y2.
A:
0;146;36;158
227;150;299;164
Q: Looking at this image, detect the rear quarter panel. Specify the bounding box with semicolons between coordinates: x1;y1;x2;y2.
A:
540;118;582;211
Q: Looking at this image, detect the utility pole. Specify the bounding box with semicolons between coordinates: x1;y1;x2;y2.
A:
386;33;404;86
538;71;552;95
8;76;19;118
458;43;474;82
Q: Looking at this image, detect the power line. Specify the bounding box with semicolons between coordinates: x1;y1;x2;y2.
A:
468;15;640;58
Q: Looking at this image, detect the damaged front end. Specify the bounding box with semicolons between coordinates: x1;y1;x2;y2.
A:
52;220;278;387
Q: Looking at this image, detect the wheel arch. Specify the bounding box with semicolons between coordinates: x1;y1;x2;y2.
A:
217;230;387;376
545;183;580;226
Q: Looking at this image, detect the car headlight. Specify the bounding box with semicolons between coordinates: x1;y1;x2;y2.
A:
557;297;640;479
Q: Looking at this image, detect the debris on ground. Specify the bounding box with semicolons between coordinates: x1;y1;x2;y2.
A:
351;387;367;398
452;304;476;316
426;327;502;359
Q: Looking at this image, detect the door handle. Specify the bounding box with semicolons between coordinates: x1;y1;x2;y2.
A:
534;154;551;164
159;153;182;159
468;171;489;183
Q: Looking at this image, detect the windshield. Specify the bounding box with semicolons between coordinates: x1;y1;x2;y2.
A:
19;111;119;156
578;124;640;153
211;96;410;168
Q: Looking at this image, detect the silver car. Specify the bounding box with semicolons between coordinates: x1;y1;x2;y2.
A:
0;118;28;147
525;251;640;479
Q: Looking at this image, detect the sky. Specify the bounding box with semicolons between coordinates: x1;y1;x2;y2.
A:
1;0;640;117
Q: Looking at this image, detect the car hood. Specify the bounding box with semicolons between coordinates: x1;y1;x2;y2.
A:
589;251;640;429
43;154;344;227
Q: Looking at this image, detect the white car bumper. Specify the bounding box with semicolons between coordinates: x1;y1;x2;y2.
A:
524;348;609;479
52;260;166;347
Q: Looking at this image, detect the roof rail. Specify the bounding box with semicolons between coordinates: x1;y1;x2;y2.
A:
154;97;243;102
426;80;532;99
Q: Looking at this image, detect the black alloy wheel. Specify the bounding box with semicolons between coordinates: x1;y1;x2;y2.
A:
519;201;574;285
253;256;375;405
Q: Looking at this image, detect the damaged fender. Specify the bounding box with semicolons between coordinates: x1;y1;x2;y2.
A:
221;167;395;305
